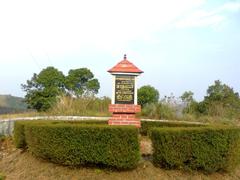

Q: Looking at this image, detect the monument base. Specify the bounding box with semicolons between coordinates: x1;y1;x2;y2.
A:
108;104;141;127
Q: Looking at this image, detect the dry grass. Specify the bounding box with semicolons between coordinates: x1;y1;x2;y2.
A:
1;138;240;180
48;96;111;117
0;112;44;120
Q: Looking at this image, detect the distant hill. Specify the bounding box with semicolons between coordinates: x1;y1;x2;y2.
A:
0;95;28;114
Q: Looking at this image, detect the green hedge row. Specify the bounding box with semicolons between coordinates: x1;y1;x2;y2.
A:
14;120;140;169
140;120;205;135
14;120;29;148
13;120;107;148
151;126;240;173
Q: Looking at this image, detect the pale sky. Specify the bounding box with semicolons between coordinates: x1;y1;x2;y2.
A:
0;0;240;101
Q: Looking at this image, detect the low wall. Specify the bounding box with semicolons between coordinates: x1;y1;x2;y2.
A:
0;116;205;136
0;116;109;136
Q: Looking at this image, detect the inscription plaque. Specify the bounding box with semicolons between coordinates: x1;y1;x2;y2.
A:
115;75;135;104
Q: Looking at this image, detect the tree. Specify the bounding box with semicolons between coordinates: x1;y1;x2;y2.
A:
205;80;239;103
65;68;100;97
138;85;159;107
180;91;198;114
22;67;100;111
22;67;65;111
181;91;194;104
203;80;240;117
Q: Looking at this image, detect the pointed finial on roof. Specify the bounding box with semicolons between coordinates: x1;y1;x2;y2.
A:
124;54;127;60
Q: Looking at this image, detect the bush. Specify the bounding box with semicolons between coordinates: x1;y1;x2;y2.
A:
138;85;159;107
14;120;61;148
151;126;240;173
141;103;177;120
17;121;139;169
140;120;204;136
14;121;28;148
13;120;108;149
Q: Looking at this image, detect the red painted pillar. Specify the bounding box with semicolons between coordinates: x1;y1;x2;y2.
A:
107;55;143;127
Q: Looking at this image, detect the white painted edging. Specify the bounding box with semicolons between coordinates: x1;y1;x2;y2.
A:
0;116;207;136
0;116;109;136
141;119;207;125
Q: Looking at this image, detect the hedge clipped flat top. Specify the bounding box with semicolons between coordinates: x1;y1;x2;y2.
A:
151;126;240;173
140;120;205;135
14;120;140;169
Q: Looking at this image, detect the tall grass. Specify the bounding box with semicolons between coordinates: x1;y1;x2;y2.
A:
0;111;43;120
141;103;177;120
48;96;111;116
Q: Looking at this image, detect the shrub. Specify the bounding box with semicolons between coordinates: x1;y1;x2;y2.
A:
141;103;177;120
140;120;204;136
64;120;107;125
151;126;240;173
14;120;62;148
14;121;28;148
137;85;159;107
23;122;140;169
13;120;108;149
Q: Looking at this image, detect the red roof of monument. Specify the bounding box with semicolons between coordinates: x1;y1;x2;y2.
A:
108;55;143;74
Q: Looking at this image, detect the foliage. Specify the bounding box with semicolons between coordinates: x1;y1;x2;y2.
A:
140;120;204;136
151;126;240;173
141;102;176;120
138;85;159;107
49;96;111;116
181;80;240;119
21;121;140;169
181;91;194;104
181;91;198;114
13;120;108;149
22;67;65;111
14;121;30;148
204;80;240;117
65;68;100;97
22;67;100;112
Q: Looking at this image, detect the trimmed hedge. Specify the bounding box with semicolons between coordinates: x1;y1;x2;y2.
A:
14;120;28;148
16;121;140;169
14;119;205;144
13;120;107;149
151;126;240;173
140;120;205;136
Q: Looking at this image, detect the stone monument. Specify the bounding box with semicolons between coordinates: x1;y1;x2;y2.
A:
108;54;143;127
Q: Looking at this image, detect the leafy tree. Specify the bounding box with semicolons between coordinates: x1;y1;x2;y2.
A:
138;85;159;107
65;68;100;97
22;67;100;112
205;80;239;102
22;67;65;111
203;80;240;117
181;80;240;118
181;91;194;104
180;91;199;114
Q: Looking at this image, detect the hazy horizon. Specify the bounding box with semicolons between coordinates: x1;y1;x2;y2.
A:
1;0;239;101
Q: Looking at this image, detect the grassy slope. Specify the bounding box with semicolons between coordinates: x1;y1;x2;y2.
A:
0;95;28;115
0;95;27;110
